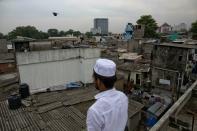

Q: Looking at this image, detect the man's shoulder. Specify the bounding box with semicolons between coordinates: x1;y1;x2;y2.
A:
89;89;128;112
115;89;128;99
90;97;109;108
88;100;106;115
89;94;115;113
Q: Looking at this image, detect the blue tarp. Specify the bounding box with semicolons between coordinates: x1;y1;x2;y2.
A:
145;116;157;127
65;82;82;89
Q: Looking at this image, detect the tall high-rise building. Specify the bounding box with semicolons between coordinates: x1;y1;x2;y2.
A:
94;18;108;35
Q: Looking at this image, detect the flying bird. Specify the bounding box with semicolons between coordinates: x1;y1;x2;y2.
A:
52;12;58;16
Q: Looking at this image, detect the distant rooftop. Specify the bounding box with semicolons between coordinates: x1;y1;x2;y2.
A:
159;42;197;49
119;53;142;61
48;36;79;40
12;36;35;42
118;62;150;73
161;22;170;27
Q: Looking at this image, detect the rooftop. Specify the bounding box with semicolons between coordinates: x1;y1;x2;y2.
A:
0;86;144;131
48;36;79;41
12;36;35;42
118;62;150;73
119;53;142;61
161;22;170;27
159;43;197;49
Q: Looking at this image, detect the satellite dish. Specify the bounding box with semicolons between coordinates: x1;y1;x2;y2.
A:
52;12;58;16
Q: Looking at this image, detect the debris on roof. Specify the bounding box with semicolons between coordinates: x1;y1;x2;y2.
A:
118;62;150;73
119;53;142;62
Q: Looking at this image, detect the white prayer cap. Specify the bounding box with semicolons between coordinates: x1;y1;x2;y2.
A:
93;59;116;77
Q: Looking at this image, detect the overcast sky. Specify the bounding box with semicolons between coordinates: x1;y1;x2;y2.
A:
0;0;196;34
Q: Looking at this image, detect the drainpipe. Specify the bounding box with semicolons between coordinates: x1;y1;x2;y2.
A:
181;73;184;89
177;72;182;99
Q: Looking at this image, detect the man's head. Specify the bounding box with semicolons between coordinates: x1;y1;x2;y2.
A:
93;59;117;91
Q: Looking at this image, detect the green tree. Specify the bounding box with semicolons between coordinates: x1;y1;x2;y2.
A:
137;15;158;38
8;26;46;39
39;31;49;39
190;20;197;40
0;32;3;39
59;30;66;36
66;29;74;35
47;29;59;37
73;31;81;37
85;32;93;38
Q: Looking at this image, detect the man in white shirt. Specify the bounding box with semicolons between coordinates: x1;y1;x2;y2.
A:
86;59;128;131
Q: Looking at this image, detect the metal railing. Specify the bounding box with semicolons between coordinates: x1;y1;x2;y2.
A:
149;80;197;131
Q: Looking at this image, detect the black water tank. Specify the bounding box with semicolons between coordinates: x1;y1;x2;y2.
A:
19;83;30;99
8;95;21;109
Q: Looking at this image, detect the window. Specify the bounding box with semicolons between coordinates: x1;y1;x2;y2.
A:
136;74;141;84
178;55;182;61
143;72;148;78
154;45;158;50
188;54;193;61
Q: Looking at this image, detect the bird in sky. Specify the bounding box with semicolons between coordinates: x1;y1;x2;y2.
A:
52;12;58;16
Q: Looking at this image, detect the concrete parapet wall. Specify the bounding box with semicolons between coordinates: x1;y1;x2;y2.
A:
0;39;8;53
16;49;80;65
0;53;14;60
16;48;100;65
16;48;100;93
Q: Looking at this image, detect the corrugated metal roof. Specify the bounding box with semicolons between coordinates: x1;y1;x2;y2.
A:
128;99;144;117
0;86;144;131
12;36;35;42
159;43;197;49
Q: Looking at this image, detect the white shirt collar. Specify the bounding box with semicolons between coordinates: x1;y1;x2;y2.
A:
94;88;116;99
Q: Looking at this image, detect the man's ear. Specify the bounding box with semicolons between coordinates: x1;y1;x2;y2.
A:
96;78;99;84
96;78;101;87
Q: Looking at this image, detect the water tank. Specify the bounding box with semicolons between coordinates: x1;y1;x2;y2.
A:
19;83;30;99
8;95;21;109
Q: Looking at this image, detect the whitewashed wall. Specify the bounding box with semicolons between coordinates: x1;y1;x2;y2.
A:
16;48;100;93
119;70;141;85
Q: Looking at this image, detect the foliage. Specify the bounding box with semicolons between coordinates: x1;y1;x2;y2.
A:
73;31;81;37
57;30;81;37
137;15;158;38
8;26;48;39
7;26;82;40
191;20;197;39
0;32;3;39
85;32;93;38
59;30;66;36
39;31;49;39
66;29;74;35
47;29;59;37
